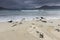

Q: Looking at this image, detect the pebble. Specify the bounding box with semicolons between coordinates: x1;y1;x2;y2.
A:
36;31;39;33
39;33;44;38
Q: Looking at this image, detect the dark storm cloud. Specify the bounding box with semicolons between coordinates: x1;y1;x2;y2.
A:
0;0;60;9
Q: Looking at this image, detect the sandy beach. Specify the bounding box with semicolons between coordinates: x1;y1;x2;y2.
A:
0;18;60;40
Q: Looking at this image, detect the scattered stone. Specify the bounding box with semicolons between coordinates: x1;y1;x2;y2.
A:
55;29;60;32
36;31;39;33
39;17;47;23
11;24;17;27
39;33;44;38
8;20;13;23
19;22;22;24
41;17;44;19
39;19;41;21
41;21;47;23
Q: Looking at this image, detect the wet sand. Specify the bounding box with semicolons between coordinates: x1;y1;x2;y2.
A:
0;18;60;40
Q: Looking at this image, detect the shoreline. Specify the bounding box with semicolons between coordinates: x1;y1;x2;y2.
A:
0;16;60;22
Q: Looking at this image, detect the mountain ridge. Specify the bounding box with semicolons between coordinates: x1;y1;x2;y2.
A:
1;5;60;10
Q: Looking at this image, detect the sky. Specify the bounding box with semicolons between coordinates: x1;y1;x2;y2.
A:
0;0;60;9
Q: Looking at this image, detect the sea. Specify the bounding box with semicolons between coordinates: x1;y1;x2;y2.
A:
0;10;60;22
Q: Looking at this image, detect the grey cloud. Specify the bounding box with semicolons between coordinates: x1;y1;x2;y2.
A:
0;0;60;9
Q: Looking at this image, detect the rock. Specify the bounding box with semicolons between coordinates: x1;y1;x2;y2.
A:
55;29;60;32
11;24;17;27
36;31;39;33
41;21;47;23
41;17;44;19
19;22;23;24
39;33;44;38
8;20;13;23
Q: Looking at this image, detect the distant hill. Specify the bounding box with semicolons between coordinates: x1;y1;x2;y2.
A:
0;7;39;10
38;5;60;9
0;5;60;10
0;7;21;10
0;7;6;10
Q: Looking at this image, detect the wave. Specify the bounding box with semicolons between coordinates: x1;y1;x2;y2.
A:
0;15;60;22
0;10;60;22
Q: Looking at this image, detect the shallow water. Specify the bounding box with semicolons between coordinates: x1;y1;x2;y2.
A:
0;10;60;22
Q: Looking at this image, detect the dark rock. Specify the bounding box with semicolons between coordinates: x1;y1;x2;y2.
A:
19;22;22;24
36;31;39;33
11;24;17;27
55;29;60;32
39;33;44;38
41;21;47;23
8;20;13;23
41;17;44;19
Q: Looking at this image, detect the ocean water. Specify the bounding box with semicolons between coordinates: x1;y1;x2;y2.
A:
0;10;60;22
